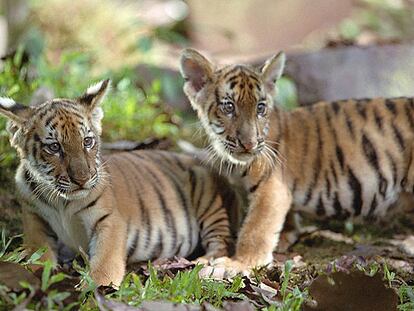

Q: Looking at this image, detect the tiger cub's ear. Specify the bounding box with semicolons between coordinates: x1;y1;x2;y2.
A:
0;98;32;147
261;52;286;95
180;49;214;101
79;79;110;134
79;79;110;110
0;97;31;124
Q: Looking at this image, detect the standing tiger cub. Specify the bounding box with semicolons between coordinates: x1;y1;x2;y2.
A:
180;48;414;275
0;80;239;286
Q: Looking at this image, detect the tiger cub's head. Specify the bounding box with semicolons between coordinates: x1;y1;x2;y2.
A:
180;49;285;166
0;80;110;201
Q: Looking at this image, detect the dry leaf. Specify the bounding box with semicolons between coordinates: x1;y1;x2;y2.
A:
0;261;40;290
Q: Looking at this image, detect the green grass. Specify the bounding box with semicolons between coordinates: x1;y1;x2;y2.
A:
0;230;310;310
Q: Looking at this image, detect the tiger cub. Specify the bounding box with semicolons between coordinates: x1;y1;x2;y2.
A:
0;80;239;286
180;48;414;274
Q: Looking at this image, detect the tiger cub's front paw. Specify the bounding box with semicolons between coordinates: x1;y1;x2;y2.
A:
210;256;253;278
90;265;125;287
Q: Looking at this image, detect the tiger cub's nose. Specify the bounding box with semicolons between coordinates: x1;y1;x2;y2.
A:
240;141;257;152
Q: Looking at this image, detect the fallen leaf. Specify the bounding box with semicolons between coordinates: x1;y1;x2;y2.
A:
305;271;398;311
152;257;195;271
250;283;280;305
0;261;40;290
222;301;255;311
310;230;354;245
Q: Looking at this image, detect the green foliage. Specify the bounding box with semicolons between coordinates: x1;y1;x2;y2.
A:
277;260;307;311
0;48;182;176
107;264;245;308
339;0;414;41
0;232;310;311
276;77;298;110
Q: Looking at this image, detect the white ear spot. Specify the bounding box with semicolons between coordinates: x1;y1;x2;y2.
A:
0;97;16;109
86;80;106;95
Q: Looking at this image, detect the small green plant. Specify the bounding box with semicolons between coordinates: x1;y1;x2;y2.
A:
278;260;307;311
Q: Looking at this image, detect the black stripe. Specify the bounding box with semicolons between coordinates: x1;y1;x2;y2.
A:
202;217;229;238
385;99;397;115
386;152;398;187
362;133;379;171
348;168;363;216
361;133;388;198
148;230;163;259
344;112;355;138
90;213;111;240
189;169;197;202
75;193;102;215
333;192;343;218
330;161;338;185
366;194;377;220
336;145;345;171
404;104;414;132
356;101;367;119
392;124;405;150
249;170;271;193
304;122;323;206
45;115;55;128
291;179;297;195
409;98;414;109
198;189;219;224
316;195;325;216
373;108;383;132
127;229;139;259
325;172;331;198
223;67;240;79
331;101;340;114
165;152;187;171
203;224;229;241
314;122;323;177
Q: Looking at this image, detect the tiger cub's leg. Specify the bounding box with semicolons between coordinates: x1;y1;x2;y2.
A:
88;211;127;286
194;179;233;264
214;172;292;275
22;209;58;264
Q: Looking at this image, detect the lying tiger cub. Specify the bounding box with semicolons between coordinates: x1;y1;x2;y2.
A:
180;48;414;275
0;80;239;286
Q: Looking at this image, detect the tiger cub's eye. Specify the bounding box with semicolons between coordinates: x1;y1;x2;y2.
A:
47;143;61;153
84;137;95;148
257;102;267;116
222;101;235;115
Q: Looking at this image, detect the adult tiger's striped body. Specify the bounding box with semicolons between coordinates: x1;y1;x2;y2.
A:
180;49;414;275
0;80;238;286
